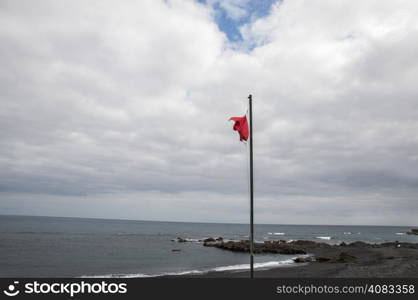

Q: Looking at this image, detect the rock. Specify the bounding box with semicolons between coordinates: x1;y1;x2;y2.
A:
202;239;418;258
203;237;224;247
171;249;181;252
272;247;306;255
203;237;216;243
260;241;306;254
293;256;315;263
204;240;306;254
347;241;370;248
288;240;320;246
287;240;332;249
203;241;218;247
406;229;418;235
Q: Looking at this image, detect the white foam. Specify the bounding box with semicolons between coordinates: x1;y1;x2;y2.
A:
82;270;205;278
395;232;405;235
212;259;296;272
224;239;239;242
185;238;201;242
316;236;331;240
343;232;352;235
273;232;285;235
172;237;201;243
81;257;304;278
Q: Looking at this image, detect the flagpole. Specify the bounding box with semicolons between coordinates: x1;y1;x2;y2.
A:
248;94;254;278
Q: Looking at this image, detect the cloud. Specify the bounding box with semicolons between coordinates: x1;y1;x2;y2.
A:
1;0;418;225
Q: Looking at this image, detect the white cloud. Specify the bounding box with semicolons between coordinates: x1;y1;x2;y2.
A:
1;0;418;225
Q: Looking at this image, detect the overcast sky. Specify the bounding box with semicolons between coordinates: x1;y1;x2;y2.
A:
1;0;418;226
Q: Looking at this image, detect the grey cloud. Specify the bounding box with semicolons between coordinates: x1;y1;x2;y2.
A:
1;0;418;225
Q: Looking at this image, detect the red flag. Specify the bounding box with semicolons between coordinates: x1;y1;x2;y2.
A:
229;115;249;141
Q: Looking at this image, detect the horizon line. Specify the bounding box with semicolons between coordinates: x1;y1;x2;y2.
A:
0;213;416;228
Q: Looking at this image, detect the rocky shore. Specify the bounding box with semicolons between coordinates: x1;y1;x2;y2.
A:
202;239;418;264
205;238;416;250
204;239;308;254
171;237;418;277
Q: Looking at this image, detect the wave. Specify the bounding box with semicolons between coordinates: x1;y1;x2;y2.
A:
268;232;285;235
82;270;205;278
211;258;298;272
395;232;405;235
183;238;201;242
81;257;306;278
172;237;236;243
171;237;203;243
316;236;332;240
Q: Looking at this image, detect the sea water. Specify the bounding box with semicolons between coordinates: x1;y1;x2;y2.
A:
0;215;416;277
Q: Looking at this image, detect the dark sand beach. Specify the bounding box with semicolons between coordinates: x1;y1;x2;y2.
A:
179;241;418;278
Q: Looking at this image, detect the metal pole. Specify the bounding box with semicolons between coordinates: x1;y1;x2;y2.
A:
248;94;254;278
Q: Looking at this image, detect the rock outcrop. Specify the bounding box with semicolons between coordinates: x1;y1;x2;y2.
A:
204;240;307;254
406;229;418;235
293;252;357;263
293;256;315;263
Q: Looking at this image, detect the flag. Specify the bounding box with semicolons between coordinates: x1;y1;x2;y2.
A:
229;115;249;141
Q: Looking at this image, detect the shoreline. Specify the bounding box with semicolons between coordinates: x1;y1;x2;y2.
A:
173;242;418;278
100;240;418;278
20;241;418;278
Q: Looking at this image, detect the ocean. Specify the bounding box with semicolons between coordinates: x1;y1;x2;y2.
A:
0;215;416;277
